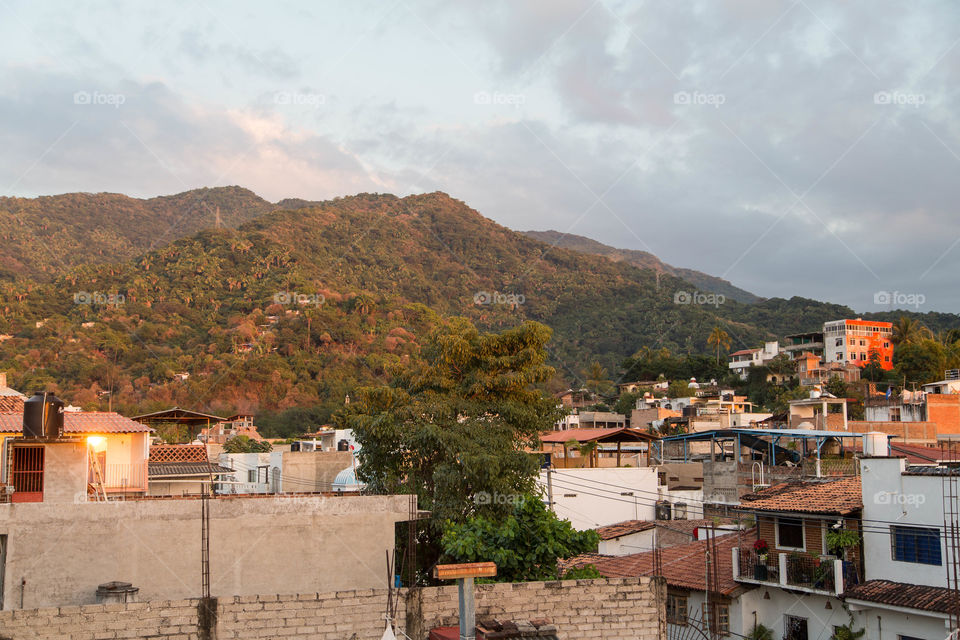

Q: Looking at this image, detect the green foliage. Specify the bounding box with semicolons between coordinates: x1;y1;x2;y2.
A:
746;623;774;640
222;435;273;453
830;606;866;640
338;317;564;524
826;528;861;556
440;496;600;582
561;564;602;580
613;391;639;416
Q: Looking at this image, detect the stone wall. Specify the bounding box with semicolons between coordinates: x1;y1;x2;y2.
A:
0;578;664;640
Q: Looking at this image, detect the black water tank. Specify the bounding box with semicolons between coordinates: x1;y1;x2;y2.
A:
23;392;64;439
337;439;350;451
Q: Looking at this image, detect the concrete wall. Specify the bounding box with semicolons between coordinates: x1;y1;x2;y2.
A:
860;456;946;587
598;529;655;555
849;605;948;640
0;495;411;609
39;442;87;504
542;467;658;529
280;450;353;492
0;578;665;640
740;586;846;640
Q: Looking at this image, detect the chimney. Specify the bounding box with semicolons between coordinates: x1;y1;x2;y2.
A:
0;372;6;387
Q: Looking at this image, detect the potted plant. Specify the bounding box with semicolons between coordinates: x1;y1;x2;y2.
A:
753;539;769;580
747;623;774;640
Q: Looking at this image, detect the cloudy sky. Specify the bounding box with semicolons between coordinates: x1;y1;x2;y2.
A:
2;1;959;311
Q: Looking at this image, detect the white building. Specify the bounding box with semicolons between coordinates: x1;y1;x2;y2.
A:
848;454;958;639
217;451;284;494
728;341;782;379
540;467;659;529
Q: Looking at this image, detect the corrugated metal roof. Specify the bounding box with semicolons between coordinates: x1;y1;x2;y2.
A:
148;462;233;478
0;411;153;434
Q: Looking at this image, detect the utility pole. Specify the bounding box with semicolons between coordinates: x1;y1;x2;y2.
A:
545;465;554;513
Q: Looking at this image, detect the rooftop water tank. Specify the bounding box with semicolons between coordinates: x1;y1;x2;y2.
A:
23;391;64;440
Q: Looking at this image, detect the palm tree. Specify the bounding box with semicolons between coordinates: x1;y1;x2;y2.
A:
892;316;932;346
583;361;611;397
707;326;732;364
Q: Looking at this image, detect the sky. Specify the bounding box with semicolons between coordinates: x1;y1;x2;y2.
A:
1;0;959;312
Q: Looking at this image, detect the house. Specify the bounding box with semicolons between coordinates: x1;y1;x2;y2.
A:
539;427;657;468
147;444;232;496
788;391;849;430
554;388;594;409
595;520;657;555
1;409;153;502
795;351;861;387
564;530;750;636
0;373;25;412
847;454;960;639
783;331;825;360
540;467;660;529
823;318;893;370
728;341;782;380
732;477;863;639
201;413;264;444
217;450;283;494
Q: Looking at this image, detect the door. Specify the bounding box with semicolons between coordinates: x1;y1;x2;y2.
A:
11;446;44;503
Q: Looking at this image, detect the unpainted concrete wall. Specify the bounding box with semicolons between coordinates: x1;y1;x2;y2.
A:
0;494;410;610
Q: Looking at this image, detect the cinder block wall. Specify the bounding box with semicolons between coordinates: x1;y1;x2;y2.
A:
0;578;665;640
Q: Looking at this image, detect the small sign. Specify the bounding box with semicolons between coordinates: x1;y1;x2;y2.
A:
433;562;497;580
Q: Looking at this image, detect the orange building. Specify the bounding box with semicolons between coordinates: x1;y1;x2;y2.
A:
823;319;893;370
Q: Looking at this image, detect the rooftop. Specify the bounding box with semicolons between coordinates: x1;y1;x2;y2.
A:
562;530;744;595
540;427;657;444
595;520;656;540
844;579;960;615
0;411;153;434
739;477;862;515
148;461;234;478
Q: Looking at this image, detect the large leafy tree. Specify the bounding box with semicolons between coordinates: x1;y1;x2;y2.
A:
337;317;564;523
441;496;600;582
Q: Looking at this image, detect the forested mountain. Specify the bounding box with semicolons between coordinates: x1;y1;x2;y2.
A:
0;190;956;428
522;230;762;303
0;186;275;279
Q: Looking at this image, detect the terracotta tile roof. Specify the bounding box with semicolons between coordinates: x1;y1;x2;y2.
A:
148;462;233;478
539;427;656;443
596;520;657;540
844;580;960;615
0;396;24;411
730;348;760;356
562;530;746;595
0;411;153;434
739;477;862;515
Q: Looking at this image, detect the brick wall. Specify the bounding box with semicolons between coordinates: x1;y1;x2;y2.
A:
0;578;665;640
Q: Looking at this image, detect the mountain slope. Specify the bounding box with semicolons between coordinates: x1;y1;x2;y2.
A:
0;186;276;279
0;191;955;422
522;230;762;303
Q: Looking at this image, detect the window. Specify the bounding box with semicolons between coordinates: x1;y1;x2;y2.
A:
835;338;843;347
247;469;257;483
784;615;808;640
666;594;687;625
860;353;867;360
257;466;269;484
702;603;730;636
891;526;942;565
777;517;805;550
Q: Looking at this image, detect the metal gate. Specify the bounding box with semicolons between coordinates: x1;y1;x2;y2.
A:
11;446;44;502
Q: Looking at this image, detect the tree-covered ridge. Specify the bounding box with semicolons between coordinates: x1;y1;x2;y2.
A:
0;190;956;430
0;186;276;280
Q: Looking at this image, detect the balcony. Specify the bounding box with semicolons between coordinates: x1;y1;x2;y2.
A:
733;548;856;596
90;463;148;493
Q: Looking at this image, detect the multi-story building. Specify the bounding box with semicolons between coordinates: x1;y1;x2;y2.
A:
783;331;825;360
823;318;894;370
728;341;782;379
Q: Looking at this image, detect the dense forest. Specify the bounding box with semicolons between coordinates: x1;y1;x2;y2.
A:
0;188;957;436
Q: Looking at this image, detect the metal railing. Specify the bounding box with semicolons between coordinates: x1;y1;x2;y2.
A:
785;554;835;592
737;550;778;584
96;463;147;491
